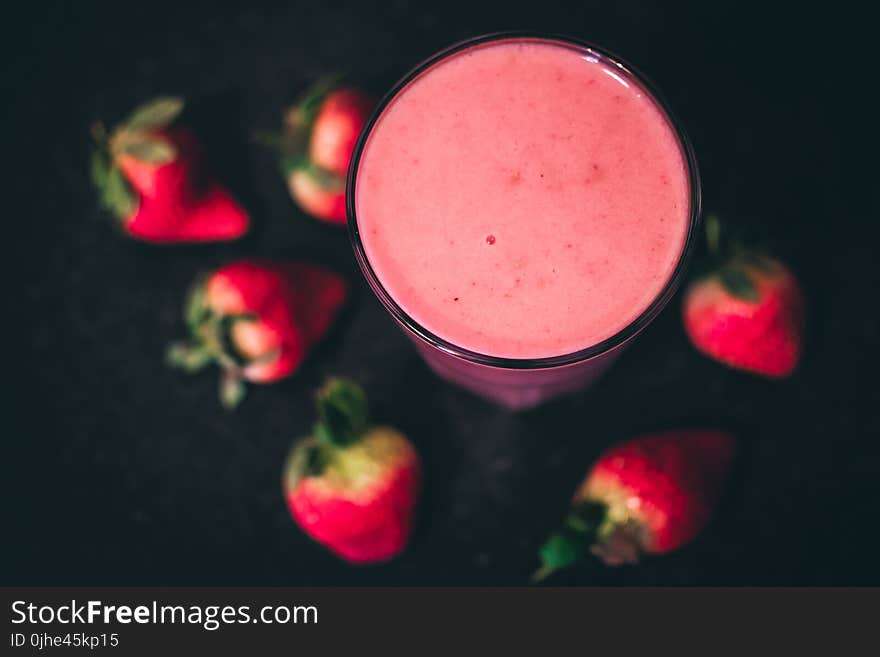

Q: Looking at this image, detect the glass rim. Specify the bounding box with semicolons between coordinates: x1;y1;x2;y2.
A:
346;31;702;370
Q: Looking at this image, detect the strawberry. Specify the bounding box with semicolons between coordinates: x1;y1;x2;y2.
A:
90;97;250;243
167;260;348;408
682;215;805;377
533;430;735;581
268;78;372;224
283;378;421;564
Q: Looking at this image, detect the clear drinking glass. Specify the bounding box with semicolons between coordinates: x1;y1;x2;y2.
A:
346;32;701;410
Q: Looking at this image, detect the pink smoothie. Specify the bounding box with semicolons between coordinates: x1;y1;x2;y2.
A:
355;39;691;360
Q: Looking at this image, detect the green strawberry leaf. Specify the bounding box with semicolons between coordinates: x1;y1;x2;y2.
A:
304;443;327;476
281;157;344;189
184;276;211;333
220;372;247;410
123;96;184;132
104;166;136;220
91;147;135;221
280;153;309;176
718;265;759;301
314;378;370;448
287;75;343;130
303;162;346;191
733;249;777;274
166;342;214;373
90;147;110;190
284;439;327;491
120;135;176;163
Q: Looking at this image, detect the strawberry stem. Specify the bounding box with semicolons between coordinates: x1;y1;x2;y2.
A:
314;378;370;448
220;372;246;410
531;501;606;583
529;564;557;583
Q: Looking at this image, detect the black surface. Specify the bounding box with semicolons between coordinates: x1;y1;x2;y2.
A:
4;1;877;585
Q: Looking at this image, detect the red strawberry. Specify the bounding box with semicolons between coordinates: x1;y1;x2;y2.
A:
90;97;250;243
283;378;421;564
167;260;348;408
682;215;805;377
533;430;735;580
270;79;372;224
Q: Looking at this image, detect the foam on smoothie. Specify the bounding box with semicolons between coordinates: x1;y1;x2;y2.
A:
355;39;690;359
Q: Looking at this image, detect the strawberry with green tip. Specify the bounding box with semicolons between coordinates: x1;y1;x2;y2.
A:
682;215;805;377
90;96;250;243
270;78;372;224
167;260;347;408
533;430;735;581
283;378;421;564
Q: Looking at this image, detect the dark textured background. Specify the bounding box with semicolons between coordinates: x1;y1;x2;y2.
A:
4;1;877;585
